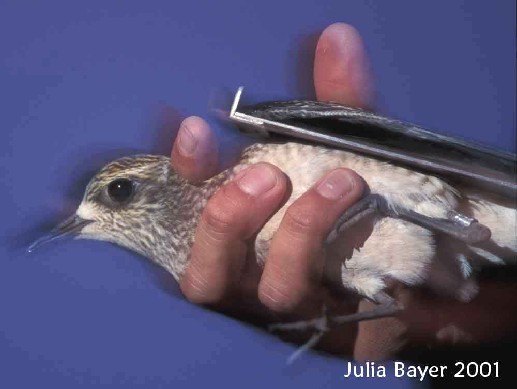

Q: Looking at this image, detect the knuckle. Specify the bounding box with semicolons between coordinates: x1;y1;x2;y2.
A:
202;198;240;237
283;204;320;238
180;266;225;305
200;182;258;239
180;283;208;305
258;278;305;313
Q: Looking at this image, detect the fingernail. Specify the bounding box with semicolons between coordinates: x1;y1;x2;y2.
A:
177;125;198;156
316;169;354;200
237;164;278;196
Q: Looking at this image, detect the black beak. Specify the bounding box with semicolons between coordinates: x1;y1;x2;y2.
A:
27;214;93;253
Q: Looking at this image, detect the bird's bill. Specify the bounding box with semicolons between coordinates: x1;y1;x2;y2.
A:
27;214;93;253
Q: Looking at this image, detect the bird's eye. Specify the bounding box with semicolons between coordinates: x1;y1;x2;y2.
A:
107;179;134;203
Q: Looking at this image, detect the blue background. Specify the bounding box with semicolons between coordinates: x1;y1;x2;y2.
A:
1;1;514;388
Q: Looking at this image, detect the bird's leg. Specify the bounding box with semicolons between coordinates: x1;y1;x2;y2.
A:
268;293;401;364
329;292;401;325
326;193;491;245
269;305;329;333
269;305;330;365
269;292;400;334
269;305;332;365
325;194;381;243
395;208;491;245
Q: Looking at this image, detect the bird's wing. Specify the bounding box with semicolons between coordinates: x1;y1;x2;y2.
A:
229;95;516;199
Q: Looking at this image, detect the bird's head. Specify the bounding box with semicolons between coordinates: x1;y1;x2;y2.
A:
29;155;214;277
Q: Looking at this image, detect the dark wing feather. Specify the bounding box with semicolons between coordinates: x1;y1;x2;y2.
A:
241;100;516;198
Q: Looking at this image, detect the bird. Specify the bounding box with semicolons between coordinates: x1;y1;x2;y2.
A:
29;98;517;345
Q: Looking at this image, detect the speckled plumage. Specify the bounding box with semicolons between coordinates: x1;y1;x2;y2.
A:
76;154;229;277
72;142;516;300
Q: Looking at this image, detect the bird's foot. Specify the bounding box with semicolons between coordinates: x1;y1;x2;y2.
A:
268;305;329;333
269;295;402;364
268;305;330;365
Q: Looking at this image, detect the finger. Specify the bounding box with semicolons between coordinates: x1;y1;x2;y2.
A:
258;169;364;312
180;163;288;305
171;116;219;183
314;23;374;108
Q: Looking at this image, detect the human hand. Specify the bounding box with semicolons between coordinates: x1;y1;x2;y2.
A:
170;23;517;360
170;23;373;356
